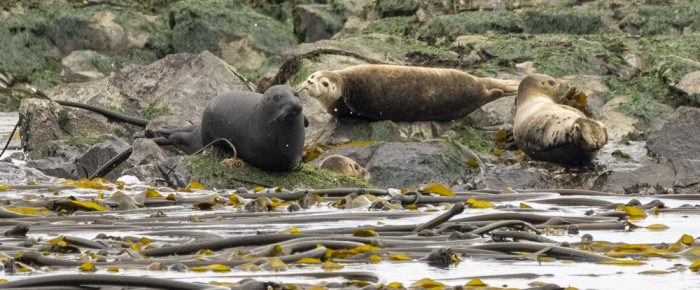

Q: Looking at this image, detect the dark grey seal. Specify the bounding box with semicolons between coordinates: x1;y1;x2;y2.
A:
169;85;307;171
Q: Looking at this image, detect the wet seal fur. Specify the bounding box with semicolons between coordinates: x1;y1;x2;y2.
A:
169;85;307;171
300;64;520;121
513;74;607;165
318;155;370;181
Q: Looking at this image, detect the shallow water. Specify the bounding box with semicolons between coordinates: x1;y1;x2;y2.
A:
0;181;698;290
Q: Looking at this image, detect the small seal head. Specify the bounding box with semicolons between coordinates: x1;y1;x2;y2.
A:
516;74;571;107
318;155;370;181
300;71;343;114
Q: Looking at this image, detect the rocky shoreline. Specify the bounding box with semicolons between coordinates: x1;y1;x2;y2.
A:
0;0;698;194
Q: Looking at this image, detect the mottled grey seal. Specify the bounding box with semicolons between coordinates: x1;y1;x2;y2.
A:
513;74;607;165
300;64;520;121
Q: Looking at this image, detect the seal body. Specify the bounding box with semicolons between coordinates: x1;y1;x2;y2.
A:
300;64;520;121
198;85;306;171
513;74;608;165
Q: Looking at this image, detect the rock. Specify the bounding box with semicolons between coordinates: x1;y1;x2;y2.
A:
122;156;189;187
376;0;419;17
675;71;700;96
127;138;169;167
165;1;296;65
47;51;251;126
294;4;345;43
218;37;267;70
364;141;476;189
61;50;112;82
516;61;536;74
646;106;700;190
674;159;700;188
25;135;130;180
19;99;127;151
592;163;676;193
50;9;153;54
24;158;76;180
0;161;56;184
560;75;609;117
466;96;516;130
327;120;401;144
74;136;130;180
597;96;641;142
300;94;337;146
647;106;700;162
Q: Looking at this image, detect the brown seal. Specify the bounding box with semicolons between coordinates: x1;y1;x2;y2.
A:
513;74;607;165
318;155;370;181
300;64;520;121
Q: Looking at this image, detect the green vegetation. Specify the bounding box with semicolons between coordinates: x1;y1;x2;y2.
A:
375;0;419;18
63;134;111;149
620;1;700;36
186;154;372;189
522;8;602;34
611;149;631;160
142;103;172;120
362;16;420;38
453;123;496;153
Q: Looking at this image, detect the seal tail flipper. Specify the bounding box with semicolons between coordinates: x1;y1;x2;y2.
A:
485;88;504;101
573;118;608;151
479;78;521;96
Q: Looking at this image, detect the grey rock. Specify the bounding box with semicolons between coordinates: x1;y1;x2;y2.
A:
365;141;476;189
43;51;250;137
127;138;168;167
592;163;676;193
121;156;189;187
74;136;130;180
673;159;700;188
466;95;516;130
0;161;56;184
25;158;77;180
597;96;640;142
18;99;128;152
61;50;112;82
676;71;700;96
647;106;700;162
294;4;345;43
301;94;337;146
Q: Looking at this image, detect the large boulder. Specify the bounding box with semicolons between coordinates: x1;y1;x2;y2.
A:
646;106;700;189
597;96;641;142
294;4;346;43
315;141;477;189
42;51;250;135
61;50;113;82
675;71;700;96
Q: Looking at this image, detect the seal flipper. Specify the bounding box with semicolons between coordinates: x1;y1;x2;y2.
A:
485;88;504;102
573;118;607;151
165;125;203;154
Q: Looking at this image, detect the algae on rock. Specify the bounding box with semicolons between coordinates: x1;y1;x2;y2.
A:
185;154;372;189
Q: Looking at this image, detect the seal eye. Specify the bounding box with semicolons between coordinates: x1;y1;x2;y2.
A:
273;95;281;102
322;81;329;87
548;80;556;86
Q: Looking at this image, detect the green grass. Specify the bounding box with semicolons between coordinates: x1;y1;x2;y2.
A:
186;154;372;189
453;123;496;153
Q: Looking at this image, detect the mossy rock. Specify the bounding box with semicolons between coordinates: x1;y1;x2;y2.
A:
375;0;419;18
619;1;700;36
422;11;523;38
154;0;296;63
361;16;420;38
185;154;372;189
293;4;346;42
473;34;628;77
521;8;602;34
453;122;497;153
